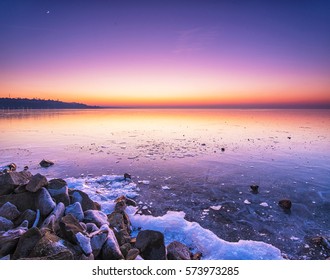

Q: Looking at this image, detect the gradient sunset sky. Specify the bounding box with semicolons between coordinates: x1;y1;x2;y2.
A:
1;0;330;107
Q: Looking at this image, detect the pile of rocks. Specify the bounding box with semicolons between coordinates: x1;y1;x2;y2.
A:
0;164;200;260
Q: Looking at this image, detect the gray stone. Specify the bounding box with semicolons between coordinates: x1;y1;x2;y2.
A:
36;188;56;217
86;223;99;233
0;171;32;195
100;225;124;260
14;209;36;228
83;210;108;227
0;223;28;258
39;159;54;168
41;202;65;231
65;202;84;221
0;201;21;220
26;173;48;193
70;190;99;211
90;228;108;258
0;191;36;212
76;232;92;255
47;178;70;206
59;214;86;244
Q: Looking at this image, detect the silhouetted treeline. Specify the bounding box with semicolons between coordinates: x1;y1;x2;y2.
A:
0;98;100;109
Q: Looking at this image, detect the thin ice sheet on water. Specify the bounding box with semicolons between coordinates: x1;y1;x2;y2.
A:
65;175;283;260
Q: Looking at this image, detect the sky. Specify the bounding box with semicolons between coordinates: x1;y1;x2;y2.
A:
1;0;330;107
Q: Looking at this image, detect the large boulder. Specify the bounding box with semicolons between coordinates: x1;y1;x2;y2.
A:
83;210;108;227
41;202;65;231
100;225;124;260
0;171;32;195
75;232;92;255
59;214;86;244
35;188;56;217
0;201;21;220
0;221;28;258
135;230;166;260
26;173;48;193
14;209;36;228
107;211;131;246
166;241;191;260
65;202;84;222
90;227;109;258
47;179;70;206
28;230;73;259
12;227;43;259
69;189;100;211
0;192;36;212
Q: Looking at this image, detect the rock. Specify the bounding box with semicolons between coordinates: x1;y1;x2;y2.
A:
114;196;127;212
14;209;36;228
124;173;131;180
0;171;32;195
83;210;108;227
12;227;43;259
120;242;132;257
0;192;36;212
76;232;92;255
36;187;56;217
250;184;259;194
135;230;166;260
47;178;70;206
100;225;124;260
192;252;203;260
166;241;191;260
86;223;99;233
126;248;140;260
0;201;21;220
69;189;99;211
221;147;225;152
41;202;65;231
79;222;87;231
59;214;86;244
22;251;74;260
90;227;108;258
279;199;292;210
28;230;73;259
39;159;54;168
0;222;28;258
65;202;84;222
26;173;48;193
0;216;14;231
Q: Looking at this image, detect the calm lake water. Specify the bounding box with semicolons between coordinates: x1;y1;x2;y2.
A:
1;108;330;259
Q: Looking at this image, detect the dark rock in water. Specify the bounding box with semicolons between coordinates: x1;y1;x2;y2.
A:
12;227;42;259
28;230;73;259
0;191;36;212
0;201;21;220
114;196;127;212
0;171;32;195
47;178;70;206
250;184;259;194
39;159;54;168
135;230;166;260
36;187;56;217
83;210;108;227
166;241;191;260
124;173;131;180
59;214;86;244
0;216;14;231
14;209;36;228
0;222;28;258
221;147;225;152
69;189;99;211
24;166;29;171
65;202;84;222
279;199;292;210
126;248;140;260
100;225;124;260
26;173;48;193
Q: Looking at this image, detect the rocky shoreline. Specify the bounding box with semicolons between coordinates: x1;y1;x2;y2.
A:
0;162;200;260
